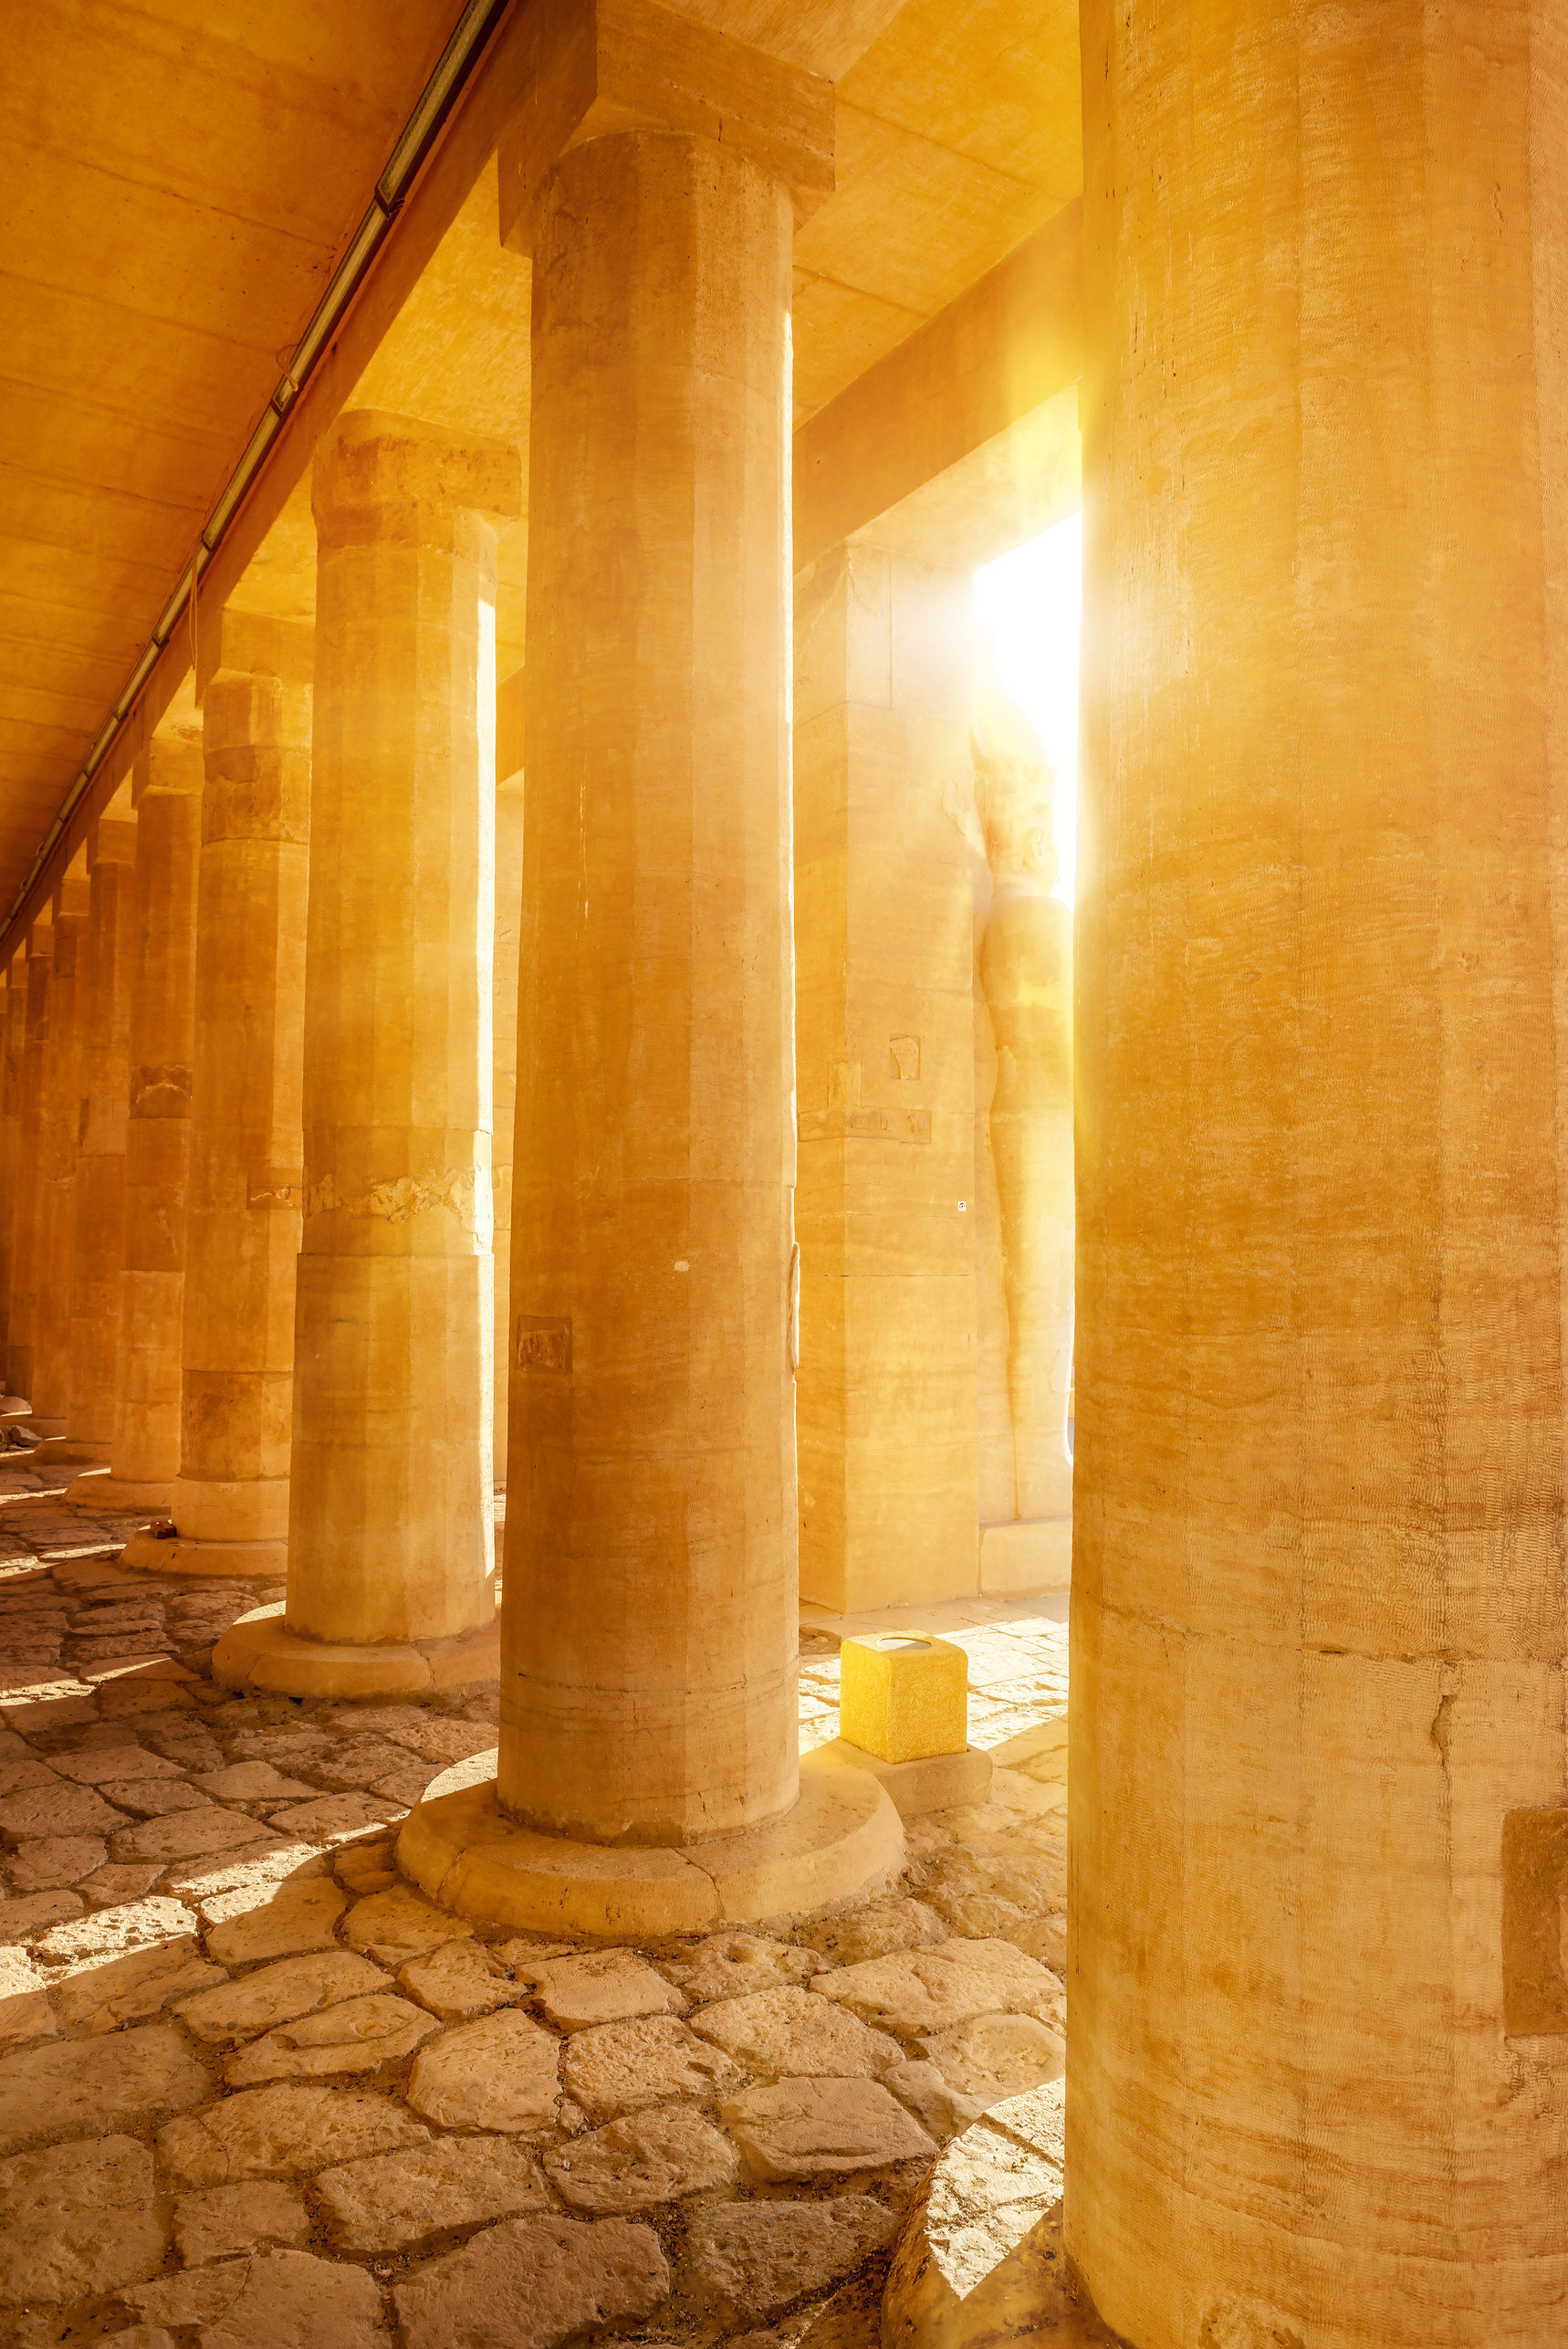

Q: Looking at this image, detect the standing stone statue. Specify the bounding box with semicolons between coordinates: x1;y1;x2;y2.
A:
971;658;1074;1547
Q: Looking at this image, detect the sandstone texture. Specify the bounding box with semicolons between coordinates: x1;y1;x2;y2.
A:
394;2215;669;2349
159;2082;430;2186
178;1949;389;2042
0;2133;165;2304
225;1989;435;2084
722;2078;936;2181
562;2013;742;2119
406;2008;559;2130
131;2246;386;2349
0;2021;209;2150
811;1938;1061;2035
204;1876;348;1964
314;2134;549;2251
685;2194;899;2325
690;1985;901;2081
52;1933;224;2031
172;2178;313;2264
527;1947;686;2029
343;1884;473;1965
546;2104;737;2211
662;1930;820;2004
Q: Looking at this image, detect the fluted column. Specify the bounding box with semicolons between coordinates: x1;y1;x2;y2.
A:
31;875;89;1441
1071;5;1568;2343
214;411;518;1697
7;915;53;1407
84;726;202;1512
52;812;139;1465
160;613;309;1575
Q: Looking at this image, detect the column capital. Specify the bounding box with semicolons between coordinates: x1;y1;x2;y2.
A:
195;606;312;707
312;410;521;554
52;875;90;925
499;0;833;256
86;814;138;869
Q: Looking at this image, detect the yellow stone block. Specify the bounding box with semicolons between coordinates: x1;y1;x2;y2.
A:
839;1632;967;1764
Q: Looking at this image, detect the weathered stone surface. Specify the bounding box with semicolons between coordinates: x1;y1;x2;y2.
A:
343;1884;473;1965
0;1757;71;1796
663;1930;820;2005
189;1847;330;1918
98;1777;211;1818
389;1719;498;1767
394;2214;669;2349
0;2024;210;2151
298;1737;413;1792
179;1951;390;2043
8;1832;107;1888
547;2104;737;2211
53;1935;225;2032
78;1862;164;1908
722;2078;936;2182
193;1761;317;1802
405;2008;559;2131
810;1940;1061;2036
266;1793;402;1843
315;2134;549;2251
0;1779;124;1839
798;1897;947;1967
205;1876;348;1965
920;2012;1065;2105
173;2179;312;2265
882;2059;984;2144
159;2082;430;2187
225;1991;436;2085
110;1806;286;1864
0;1890;81;1940
398;1935;528;2019
130;2248;385;2349
0;1944;57;2046
528;1947;686;2030
335;1840;399;1896
690;1986;900;2081
562;2014;742;2120
48;1746;181;1787
684;2195;899;2325
35;1894;193;1968
0;2134;165;2305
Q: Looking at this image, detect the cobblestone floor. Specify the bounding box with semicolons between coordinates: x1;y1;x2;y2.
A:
0;1451;1069;2349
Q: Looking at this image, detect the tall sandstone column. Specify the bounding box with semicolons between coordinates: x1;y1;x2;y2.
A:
32;874;89;1439
7;915;53;1406
141;613;309;1575
793;543;979;1616
216;412;518;1695
0;957;21;1383
57;812;138;1463
493;670;525;1492
1071;5;1568;2344
84;728;203;1511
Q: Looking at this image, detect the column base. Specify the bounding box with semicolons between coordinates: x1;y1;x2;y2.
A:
212;1601;500;1699
119;1530;287;1579
397;1743;905;1941
71;1473;174;1512
822;1736;992;1818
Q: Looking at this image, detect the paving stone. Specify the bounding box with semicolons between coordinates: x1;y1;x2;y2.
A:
35;1893;195;1968
99;1680;193;1720
0;2023;210;2152
94;2330;175;2349
810;1939;1063;2037
225;1991;436;2085
343;1883;474;1965
110;1805;287;1864
0;1890;81;1942
8;1833;107;1888
919;2012;1065;2105
394;2213;669;2349
371;1762;440;1809
159;2081;431;2186
97;1777;211;1818
528;1946;686;2030
405;2008;559;2130
335;1842;399;1896
266;1792;402;1843
172;2179;312;2265
182;1844;329;1913
204;1876;348;1965
0;1944;57;2046
130;2247;386;2349
663;1930;820;2005
0;2134;165;2305
77;1861;165;1907
193;1761;317;1802
314;2134;550;2252
388;1718;500;1766
562;2014;743;2120
298;1737;413;1792
546;2104;737;2211
493;1935;577;1970
797;1897;949;1967
398;1935;529;2019
0;1757;65;1797
721;2079;936;2182
179;1950;391;2044
0;1695;97;1734
881;2059;985;2143
690;1987;901;2081
684;2195;900;2326
53;1934;225;2032
322;1705;431;1737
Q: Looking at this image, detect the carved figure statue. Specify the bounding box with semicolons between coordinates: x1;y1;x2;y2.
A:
971;664;1073;1526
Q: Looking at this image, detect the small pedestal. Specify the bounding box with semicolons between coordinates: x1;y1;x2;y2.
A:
212;1600;499;1699
398;1744;904;1941
833;1631;989;1815
823;1737;992;1819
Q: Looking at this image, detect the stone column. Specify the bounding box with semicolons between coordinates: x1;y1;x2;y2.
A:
52;812;139;1466
493;690;525;1494
397;0;900;1937
1071;5;1568;2344
214;412;518;1697
84;726;203;1512
31;872;89;1441
793;542;979;1616
139;613;309;1577
7;914;53;1407
0;957;22;1392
